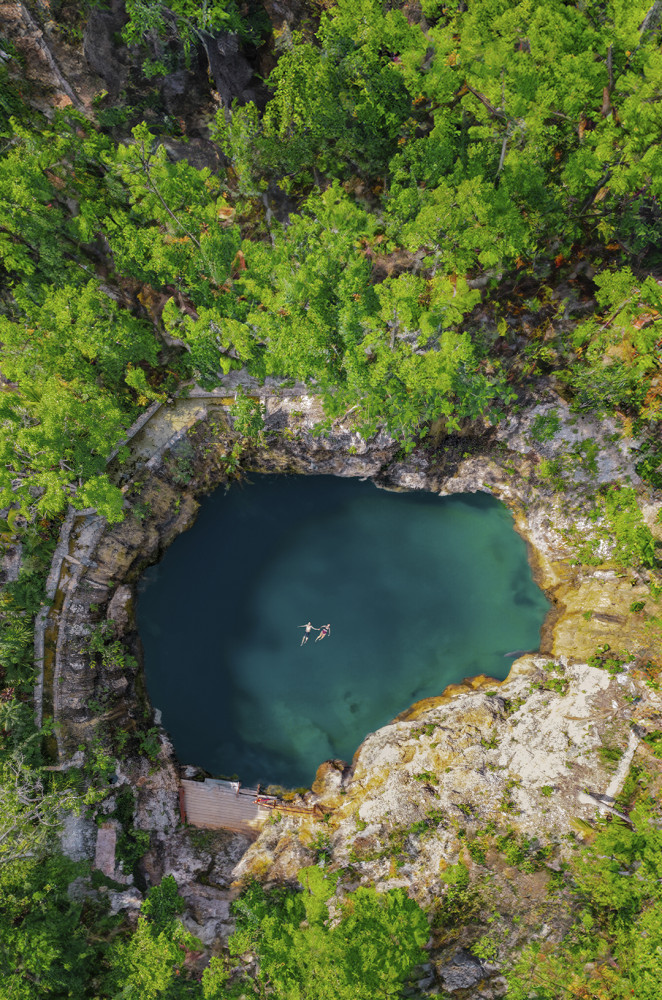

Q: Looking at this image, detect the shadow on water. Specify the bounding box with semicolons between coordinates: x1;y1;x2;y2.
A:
137;476;549;787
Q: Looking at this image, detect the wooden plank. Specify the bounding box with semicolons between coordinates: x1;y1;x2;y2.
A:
179;779;322;833
181;779;265;835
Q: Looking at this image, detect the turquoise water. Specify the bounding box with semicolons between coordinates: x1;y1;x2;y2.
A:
137;475;549;788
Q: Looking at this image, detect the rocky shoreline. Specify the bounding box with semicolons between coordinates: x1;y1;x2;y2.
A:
40;378;662;990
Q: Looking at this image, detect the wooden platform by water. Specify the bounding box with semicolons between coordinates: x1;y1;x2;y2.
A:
180;779;270;835
180;778;324;835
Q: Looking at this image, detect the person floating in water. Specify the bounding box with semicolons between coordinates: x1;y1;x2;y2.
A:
315;623;331;642
298;621;319;645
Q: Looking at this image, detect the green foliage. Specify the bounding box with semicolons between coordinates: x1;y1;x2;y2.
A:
2;3;662;489
108;122;242;297
5;5;662;998
642;730;662;759
0;37;32;137
80;737;117;804
496;829;550;873
136;726;162;762
6;4;662;478
471;932;500;963
140;874;187;928
229;387;266;444
171;180;508;444
0;531;54;705
412;723;436;739
0;272;155;519
111;787;151;874
587;643;633;675
218;0;662;282
636;437;662;489
201;955;232;999
310;830;333;863
565;268;662;418
217;0;421;181
537;456;566;491
168;439;196;485
466;839;487;865
88;620;137;673
122;0;263;76
533;661;570;696
0;588;39;693
615;763;648;812
528;411;561;443
0;754;78;868
107;917;195;999
0;852;105;999
435;860;480;928
209;0;662;437
104;877;199;999
598;744;625;769
507;803;662;1000
114;785;137;828
577;486;657;569
0;111;243;522
229;868;428;998
602;486;658;568
502;695;527;716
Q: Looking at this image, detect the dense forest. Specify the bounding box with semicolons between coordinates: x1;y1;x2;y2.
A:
2;0;662;996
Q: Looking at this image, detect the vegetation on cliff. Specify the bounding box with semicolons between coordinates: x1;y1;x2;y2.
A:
1;0;662;996
2;0;662;520
507;802;662;999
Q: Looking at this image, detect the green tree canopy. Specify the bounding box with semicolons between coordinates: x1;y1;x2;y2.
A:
229;866;429;999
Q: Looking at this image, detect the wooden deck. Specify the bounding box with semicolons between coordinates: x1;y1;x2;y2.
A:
180;778;324;834
180;779;272;836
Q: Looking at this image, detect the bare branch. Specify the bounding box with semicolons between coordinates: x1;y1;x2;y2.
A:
464;83;506;121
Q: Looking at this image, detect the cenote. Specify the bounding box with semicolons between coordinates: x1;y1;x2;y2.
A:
137;475;549;788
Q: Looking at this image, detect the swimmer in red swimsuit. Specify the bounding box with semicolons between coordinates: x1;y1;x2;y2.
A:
315;623;331;641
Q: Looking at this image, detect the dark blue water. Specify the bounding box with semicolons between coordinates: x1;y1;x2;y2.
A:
137;475;548;788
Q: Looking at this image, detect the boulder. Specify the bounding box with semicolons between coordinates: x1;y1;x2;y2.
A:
438;949;487;992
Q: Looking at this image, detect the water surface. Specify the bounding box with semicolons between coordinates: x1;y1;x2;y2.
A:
137;475;548;787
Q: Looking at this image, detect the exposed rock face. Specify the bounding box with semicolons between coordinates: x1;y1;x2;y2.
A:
3;0;262;147
41;378;662;972
0;541;22;586
82;0;130;96
60;810;98;863
440;949;497;993
205;32;257;107
240;654;659;880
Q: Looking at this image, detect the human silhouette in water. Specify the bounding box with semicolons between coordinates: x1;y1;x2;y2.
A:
298;621;318;645
315;623;331;642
